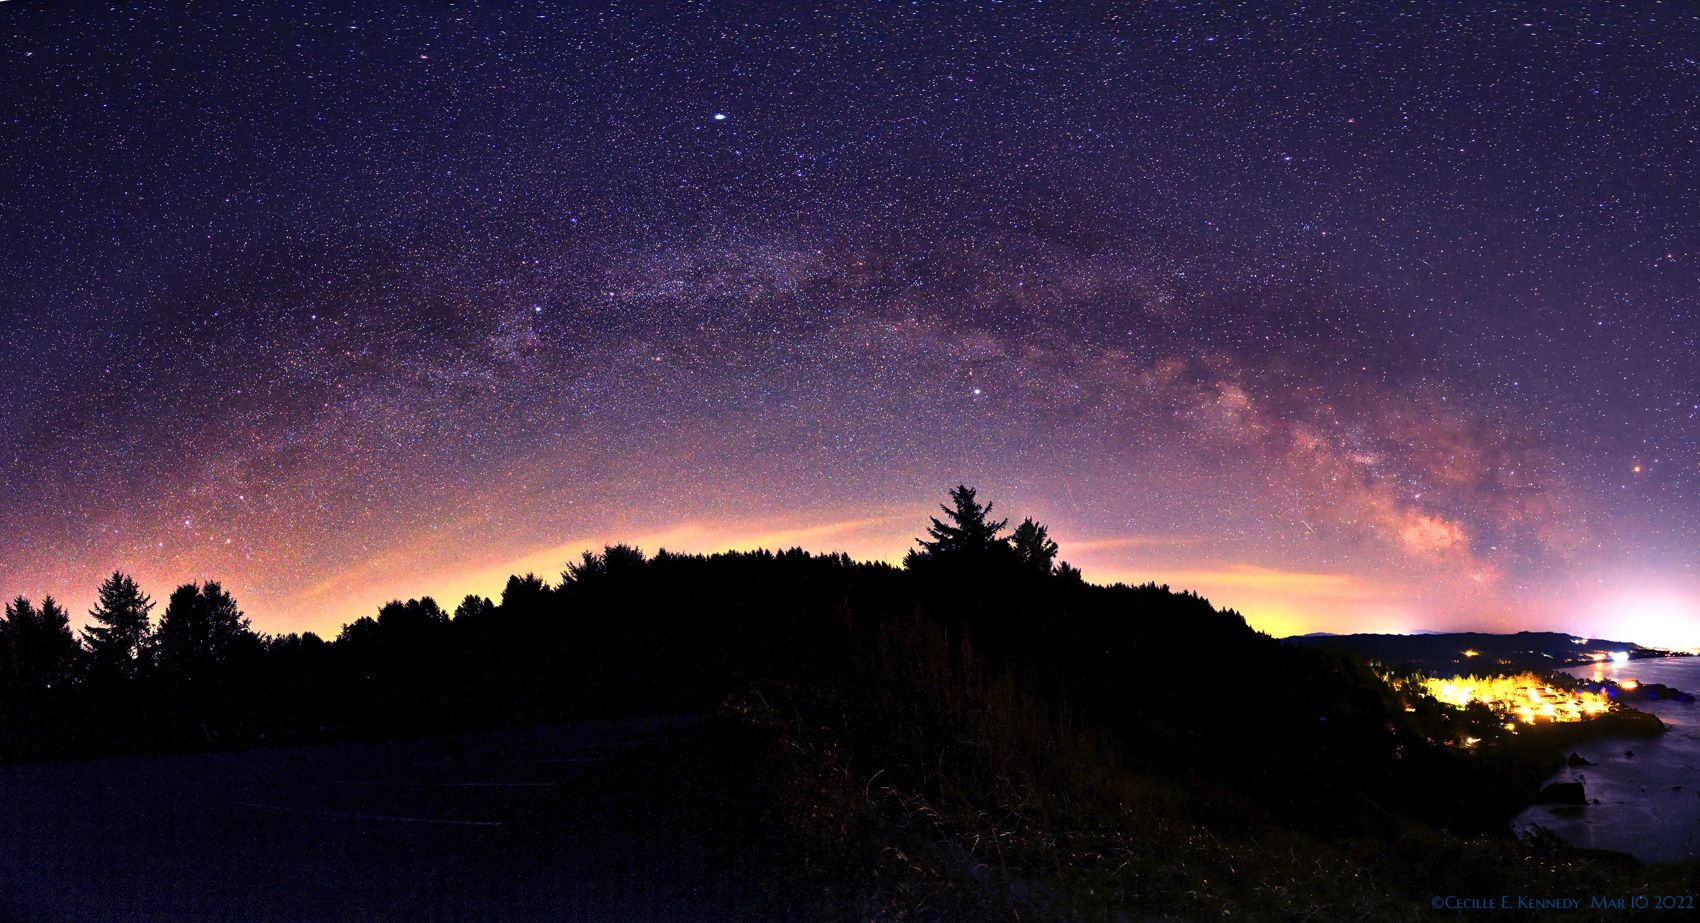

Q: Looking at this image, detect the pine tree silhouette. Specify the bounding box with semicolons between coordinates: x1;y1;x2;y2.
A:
454;594;496;623
501;573;550;610
1010;518;1060;574
0;596;82;759
155;582;253;678
909;484;1009;565
0;596;80;693
84;571;154;681
153;582;259;747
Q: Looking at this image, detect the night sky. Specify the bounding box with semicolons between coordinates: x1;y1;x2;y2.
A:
4;2;1698;644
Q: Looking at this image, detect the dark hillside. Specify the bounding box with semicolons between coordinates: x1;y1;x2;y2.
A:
2;490;1691;918
1288;631;1665;673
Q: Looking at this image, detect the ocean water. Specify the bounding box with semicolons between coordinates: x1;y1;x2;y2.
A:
1513;657;1700;862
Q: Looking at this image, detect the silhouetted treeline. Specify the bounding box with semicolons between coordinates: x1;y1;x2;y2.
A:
0;486;1538;832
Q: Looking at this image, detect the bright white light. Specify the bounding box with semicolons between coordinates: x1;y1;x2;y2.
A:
1610;651;1630;664
1587;590;1700;651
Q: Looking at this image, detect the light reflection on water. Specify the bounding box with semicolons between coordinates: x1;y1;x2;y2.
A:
1513;657;1700;863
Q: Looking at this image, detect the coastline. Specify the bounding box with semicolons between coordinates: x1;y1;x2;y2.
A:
1515;658;1700;863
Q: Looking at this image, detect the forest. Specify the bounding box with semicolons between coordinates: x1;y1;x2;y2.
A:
2;487;1689;917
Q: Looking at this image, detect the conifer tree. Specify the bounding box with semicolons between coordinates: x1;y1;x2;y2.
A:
453;594;496;623
0;596;80;691
84;571;154;680
908;484;1010;565
0;596;82;758
1010;518;1060;575
154;581;253;677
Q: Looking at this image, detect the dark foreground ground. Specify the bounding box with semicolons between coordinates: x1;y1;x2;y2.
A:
0;715;794;922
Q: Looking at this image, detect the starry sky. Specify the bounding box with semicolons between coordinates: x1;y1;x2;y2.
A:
4;2;1698;645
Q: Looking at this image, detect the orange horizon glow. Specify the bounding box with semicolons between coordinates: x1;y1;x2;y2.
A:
6;497;1696;647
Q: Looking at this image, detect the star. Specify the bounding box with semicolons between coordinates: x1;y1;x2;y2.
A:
0;1;1694;646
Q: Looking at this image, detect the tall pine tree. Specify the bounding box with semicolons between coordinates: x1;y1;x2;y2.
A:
0;596;80;692
155;581;252;678
0;596;82;758
907;484;1010;566
84;571;154;680
153;582;259;747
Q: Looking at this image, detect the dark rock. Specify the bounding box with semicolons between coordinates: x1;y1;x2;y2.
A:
1566;752;1594;767
1626;749;1636;758
1536;781;1587;805
1635;682;1696;703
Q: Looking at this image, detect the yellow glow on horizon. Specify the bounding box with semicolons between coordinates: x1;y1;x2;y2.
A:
305;529;1405;641
1078;560;1418;639
296;511;917;635
40;497;1673;646
1155;564;1388;598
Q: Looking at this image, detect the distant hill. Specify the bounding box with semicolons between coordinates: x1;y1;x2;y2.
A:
1284;630;1659;673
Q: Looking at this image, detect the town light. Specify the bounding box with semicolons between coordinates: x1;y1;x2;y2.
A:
1420;673;1611;725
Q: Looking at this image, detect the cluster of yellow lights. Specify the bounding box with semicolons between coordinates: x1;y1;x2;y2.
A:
1422;673;1612;724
